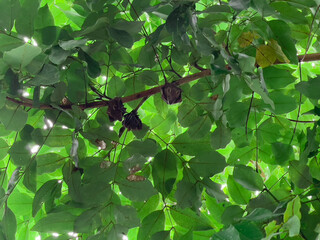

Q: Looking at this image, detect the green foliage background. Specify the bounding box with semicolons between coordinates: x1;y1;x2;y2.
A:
0;0;320;239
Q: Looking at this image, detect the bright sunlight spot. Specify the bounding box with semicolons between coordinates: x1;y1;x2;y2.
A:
52;232;59;237
23;37;30;42
109;126;114;131
68;232;78;237
102;76;107;81
35;236;41;240
32;39;38;46
22;91;30;97
122;235;128;240
30;145;40;154
62;125;69;129
45;118;54;128
220;184;227;190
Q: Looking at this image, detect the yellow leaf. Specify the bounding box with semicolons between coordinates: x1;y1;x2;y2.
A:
256;45;277;68
269;39;290;63
238;32;257;48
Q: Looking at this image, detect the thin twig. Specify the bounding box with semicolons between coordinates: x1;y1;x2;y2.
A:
289;63;303;145
245;91;254;138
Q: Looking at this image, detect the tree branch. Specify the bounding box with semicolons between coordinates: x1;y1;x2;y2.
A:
5;53;320;110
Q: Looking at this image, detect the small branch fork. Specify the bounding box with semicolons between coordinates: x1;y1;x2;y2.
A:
5;53;320;110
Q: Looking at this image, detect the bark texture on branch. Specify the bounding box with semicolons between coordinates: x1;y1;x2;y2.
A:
5;53;320;110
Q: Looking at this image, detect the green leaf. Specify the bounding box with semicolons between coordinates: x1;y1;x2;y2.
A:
137;210;165;240
23;160;37;192
282;215;300;237
189;151;226;178
258;119;282;143
31;212;77;233
202;178;227;203
3;44;42;69
229;0;250;11
8;141;31;166
50;82;67;103
32;180;62;217
221;205;244;225
109;27;133;48
187;115;212;139
107;76;126;98
268;91;297;114
227;146;254;165
130;0;151;19
289;160;312;189
0;0;20;32
212;225;241;240
270;2;308;24
271;142;293;165
263;66;295;89
0;138;9;160
296;76;320;99
134;194;160;220
171;132;212;156
49;46;70;65
15;0;40;37
175;180;201;209
177;101;199;127
170;207;211;230
34;4;54;29
78;48;101;78
309;157;320;181
126;139;159;157
227;175;251;204
4;68;20;96
59;39;88;50
233;165;264;191
138;70;159;86
225;102;248;128
234;221;264;240
152;149;178;198
138;43;156;68
74;208;101;233
211;124;232;149
43;127;73;147
243;76;274;109
1;206;17;240
166;5;189;35
243;208;277;222
0;103;27;131
115;205;140;228
28;64;60;86
151;231;170;240
0;34;23;52
118;179;157;202
284;196;301;222
268;20;298;64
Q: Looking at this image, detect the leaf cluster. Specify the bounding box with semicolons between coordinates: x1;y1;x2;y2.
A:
0;0;320;239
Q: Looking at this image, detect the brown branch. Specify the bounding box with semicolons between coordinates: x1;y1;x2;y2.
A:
298;53;320;62
5;53;320;110
6;69;211;110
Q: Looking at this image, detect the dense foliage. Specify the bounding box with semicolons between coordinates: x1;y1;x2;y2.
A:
0;0;320;239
